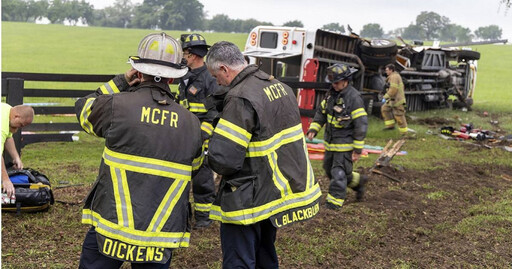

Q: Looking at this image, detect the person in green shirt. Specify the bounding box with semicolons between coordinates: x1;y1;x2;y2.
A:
1;103;34;198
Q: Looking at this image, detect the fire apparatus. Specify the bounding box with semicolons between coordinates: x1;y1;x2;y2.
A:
242;26;498;132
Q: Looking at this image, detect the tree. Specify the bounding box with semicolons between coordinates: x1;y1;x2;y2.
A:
282;20;303;27
47;0;68;24
360;23;384;38
131;0;162;29
500;0;511;12
415;11;450;40
89;0;135;28
402;24;425;40
2;0;48;22
440;24;472;42
474;25;502;40
387;27;404;39
160;0;204;30
207;14;233;32
322;22;345;33
27;0;49;22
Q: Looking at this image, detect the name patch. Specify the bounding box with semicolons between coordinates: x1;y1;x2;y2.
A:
97;235;172;264
270;201;320;228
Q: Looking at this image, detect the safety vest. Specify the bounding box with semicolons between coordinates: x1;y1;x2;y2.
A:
75;75;203;263
208;65;321;227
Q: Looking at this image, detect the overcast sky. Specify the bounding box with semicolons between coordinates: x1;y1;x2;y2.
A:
86;0;512;41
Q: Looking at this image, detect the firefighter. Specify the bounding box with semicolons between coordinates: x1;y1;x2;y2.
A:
306;63;368;210
75;33;204;268
381;63;408;135
206;41;321;268
177;33;218;229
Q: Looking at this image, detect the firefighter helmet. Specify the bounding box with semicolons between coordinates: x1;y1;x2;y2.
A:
128;32;188;79
181;33;210;57
326;63;358;83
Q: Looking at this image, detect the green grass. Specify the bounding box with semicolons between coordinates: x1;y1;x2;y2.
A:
2;22;512;268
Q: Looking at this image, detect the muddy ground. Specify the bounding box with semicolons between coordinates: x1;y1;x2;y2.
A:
3;160;512;268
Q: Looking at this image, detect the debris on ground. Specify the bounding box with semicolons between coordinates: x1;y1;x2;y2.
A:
370;139;406;182
437;122;512;151
307;139;407;160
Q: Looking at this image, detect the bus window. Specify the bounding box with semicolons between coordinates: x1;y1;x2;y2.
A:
260;32;278;48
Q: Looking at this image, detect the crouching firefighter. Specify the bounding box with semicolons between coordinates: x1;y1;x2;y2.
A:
176;33;218;229
306;63;368;210
75;33;204;268
205;41;322;268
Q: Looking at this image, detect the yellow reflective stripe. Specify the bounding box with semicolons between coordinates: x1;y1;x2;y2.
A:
194;203;212;212
309;122;322;132
351;108;367;119
302;137;315;189
326;194;344;207
268;152;292;198
201;122;214;136
82;209;190;248
188;102;208;113
110;167;134;229
326;114;344;128
209;183;321;225
214;119;252;148
246;124;303;157
384;119;395;126
353;140;364;149
79;98;98;137
399;127;408;134
192;151;204;171
324;142;353;152
203;139;209;149
147;180;188;232
320;100;326;111
103;147;192;181
348;172;360;188
99;80;120;95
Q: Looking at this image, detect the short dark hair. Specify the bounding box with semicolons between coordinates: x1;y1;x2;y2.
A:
385;63;396;72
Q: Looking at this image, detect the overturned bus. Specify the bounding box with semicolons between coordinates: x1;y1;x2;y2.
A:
242;26;489;132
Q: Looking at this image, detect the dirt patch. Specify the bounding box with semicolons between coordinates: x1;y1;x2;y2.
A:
412;116;455;126
3;163;512;268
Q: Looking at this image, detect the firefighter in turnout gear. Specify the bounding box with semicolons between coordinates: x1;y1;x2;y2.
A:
177;33;218;229
75;33;204;268
206;41;321;268
306;63;368;210
381;63;408;135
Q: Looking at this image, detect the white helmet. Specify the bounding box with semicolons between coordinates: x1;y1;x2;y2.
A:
129;32;188;79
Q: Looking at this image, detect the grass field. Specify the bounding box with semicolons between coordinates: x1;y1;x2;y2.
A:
2;22;512;268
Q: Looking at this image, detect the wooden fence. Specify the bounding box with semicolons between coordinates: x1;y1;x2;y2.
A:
1;72;335;159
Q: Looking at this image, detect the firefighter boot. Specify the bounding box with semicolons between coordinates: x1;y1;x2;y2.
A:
193;211;212;229
354;175;368;202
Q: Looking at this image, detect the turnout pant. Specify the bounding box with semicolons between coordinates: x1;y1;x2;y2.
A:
323;151;363;208
79;227;172;269
220;219;279;269
381;103;408;134
192;163;216;221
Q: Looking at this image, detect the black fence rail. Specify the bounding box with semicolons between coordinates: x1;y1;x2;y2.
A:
1;72;116;157
1;72;340;157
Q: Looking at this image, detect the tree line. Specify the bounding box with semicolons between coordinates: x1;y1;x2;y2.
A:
1;0;505;41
